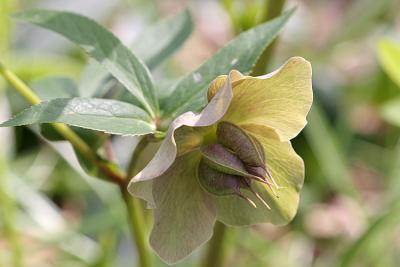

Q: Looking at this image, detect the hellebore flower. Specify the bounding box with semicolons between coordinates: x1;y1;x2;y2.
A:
128;57;313;264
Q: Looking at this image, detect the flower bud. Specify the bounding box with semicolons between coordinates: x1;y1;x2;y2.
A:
217;121;266;174
200;143;267;183
198;143;271;209
197;159;269;209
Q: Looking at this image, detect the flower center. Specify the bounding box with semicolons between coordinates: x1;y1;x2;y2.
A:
197;121;278;209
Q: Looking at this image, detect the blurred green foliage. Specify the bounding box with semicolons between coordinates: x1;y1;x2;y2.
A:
1;0;400;267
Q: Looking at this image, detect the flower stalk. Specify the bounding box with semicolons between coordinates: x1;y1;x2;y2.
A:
0;62;125;185
124;137;153;267
201;221;228;267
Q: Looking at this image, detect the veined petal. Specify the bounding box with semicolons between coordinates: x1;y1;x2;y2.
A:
228;57;312;141
208;57;312;142
213;126;304;226
128;72;234;192
150;152;216;264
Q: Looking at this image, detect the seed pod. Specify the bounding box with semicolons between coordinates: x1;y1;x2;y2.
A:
200;143;267;183
197;160;270;209
216;121;279;195
217;121;265;169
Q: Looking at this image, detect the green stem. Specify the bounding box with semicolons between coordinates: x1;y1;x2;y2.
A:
0;63;41;105
0;63;125;185
122;191;152;267
123;137;152;267
0;60;152;266
201;221;228;267
251;0;286;75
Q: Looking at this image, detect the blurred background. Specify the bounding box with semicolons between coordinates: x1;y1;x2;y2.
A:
1;0;400;266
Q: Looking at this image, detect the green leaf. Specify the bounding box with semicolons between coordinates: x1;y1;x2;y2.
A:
78;59;115;98
13;9;159;117
0;98;156;135
381;97;400;127
378;39;400;88
132;8;193;69
78;9;192;98
161;9;294;119
31;76;79;100
304;99;358;197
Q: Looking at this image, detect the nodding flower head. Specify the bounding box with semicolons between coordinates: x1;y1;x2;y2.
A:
198;121;278;209
128;57;313;264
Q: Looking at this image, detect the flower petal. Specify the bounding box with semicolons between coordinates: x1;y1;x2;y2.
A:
207;70;244;101
217;57;313;141
213;126;304;226
128;72;234;193
150;152;216;264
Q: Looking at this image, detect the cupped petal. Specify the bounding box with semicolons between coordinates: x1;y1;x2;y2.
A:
207;70;244;101
150;152;216;264
213;126;304;226
209;57;312;142
127;141;162;208
128;72;234;194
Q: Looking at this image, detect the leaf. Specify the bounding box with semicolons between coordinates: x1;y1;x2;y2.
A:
13;9;159;117
78;59;115;98
29;76;110;177
78;9;193;98
0;98;156;136
132;8;193;69
161;9;294;119
304;99;358;197
31;76;79;100
378;40;400;88
380;97;400;126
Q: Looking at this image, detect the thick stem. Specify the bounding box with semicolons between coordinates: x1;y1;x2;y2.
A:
122;190;152;267
251;0;286;75
123;137;152;267
201;221;228;267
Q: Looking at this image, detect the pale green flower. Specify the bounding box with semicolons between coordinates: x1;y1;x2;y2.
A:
128;57;313;264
